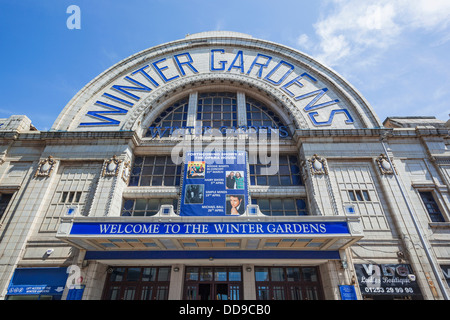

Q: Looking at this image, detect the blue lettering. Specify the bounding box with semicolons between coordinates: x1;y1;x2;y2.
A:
296;88;339;111
279;126;289;137
281;72;317;96
80;101;128;126
102;92;134;107
227;50;245;73
210;49;227;71
152;58;180;82
131;65;160;87
111;76;152;100
173;52;199;76
308;109;354;126
264;60;294;85
246;53;272;78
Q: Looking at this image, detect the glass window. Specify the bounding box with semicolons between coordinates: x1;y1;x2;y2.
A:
254;266;323;300
103;267;171;300
255;267;270;282
270;268;285;281
246;96;285;129
121;198;178;216
419;191;445;222
252;198;308;216
0;193;13;221
197;92;237;130
146;98;188;138
128;155;182;187
249;155;302;186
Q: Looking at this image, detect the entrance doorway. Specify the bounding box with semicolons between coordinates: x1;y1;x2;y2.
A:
184;266;242;300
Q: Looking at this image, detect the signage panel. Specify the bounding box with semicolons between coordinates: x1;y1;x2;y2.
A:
69;221;350;236
355;264;422;296
180;151;249;216
339;285;358;300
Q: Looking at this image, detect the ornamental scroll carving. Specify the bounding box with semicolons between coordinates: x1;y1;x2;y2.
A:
308;154;328;175
35;156;57;178
375;154;396;175
102;155;122;177
121;160;131;183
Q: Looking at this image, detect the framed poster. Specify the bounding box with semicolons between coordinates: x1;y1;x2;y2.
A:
180;151;248;216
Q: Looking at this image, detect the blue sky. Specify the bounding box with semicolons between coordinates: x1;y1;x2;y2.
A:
1;0;449;130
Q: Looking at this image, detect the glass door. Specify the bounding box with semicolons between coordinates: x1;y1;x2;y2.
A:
184;266;242;300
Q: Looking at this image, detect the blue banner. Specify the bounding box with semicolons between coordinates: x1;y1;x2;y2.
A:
180;151;249;216
69;221;350;236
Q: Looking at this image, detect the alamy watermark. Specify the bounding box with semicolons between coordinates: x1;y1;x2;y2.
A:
66;5;81;30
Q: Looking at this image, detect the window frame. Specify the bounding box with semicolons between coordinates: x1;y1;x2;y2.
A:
418;190;446;223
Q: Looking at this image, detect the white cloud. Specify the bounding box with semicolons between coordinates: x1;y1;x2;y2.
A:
296;34;311;50
308;0;450;67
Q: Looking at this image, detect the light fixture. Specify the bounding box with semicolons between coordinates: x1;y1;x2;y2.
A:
173;267;180;272
246;267;252;272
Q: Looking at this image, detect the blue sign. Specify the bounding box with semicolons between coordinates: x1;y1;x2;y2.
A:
180;151;249;216
7;284;65;296
339;285;358;300
7;268;68;296
69;221;350;236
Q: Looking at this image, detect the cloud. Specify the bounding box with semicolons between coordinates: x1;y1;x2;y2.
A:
296;34;311;50
307;0;450;67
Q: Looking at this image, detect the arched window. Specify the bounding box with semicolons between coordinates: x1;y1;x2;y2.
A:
196;92;237;128
145;97;189;138
246;96;285;128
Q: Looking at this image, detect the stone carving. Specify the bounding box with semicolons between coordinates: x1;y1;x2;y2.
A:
35;156;57;177
375;154;396;175
308;154;328;175
121;160;131;183
102;155;122;177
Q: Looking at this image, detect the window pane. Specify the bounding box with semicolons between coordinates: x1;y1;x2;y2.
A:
126;268;141;281
142;268;156;282
215;268;227;281
255;268;269;282
200;268;213;281
286;268;301;281
110;268;125;282
228;268;242;281
271;268;285;281
157;267;171;281
186;267;199;281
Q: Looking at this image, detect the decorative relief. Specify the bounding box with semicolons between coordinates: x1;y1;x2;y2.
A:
127;73;310;132
102;155;122;177
308;154;328;175
121;160;131;183
375;154;396;175
35;156;57;178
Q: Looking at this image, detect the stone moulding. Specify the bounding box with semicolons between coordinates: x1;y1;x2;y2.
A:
308;154;328;175
35;155;57;178
375;154;396;175
102;155;122;177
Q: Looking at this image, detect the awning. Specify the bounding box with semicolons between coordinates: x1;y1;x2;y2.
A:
7;268;68;296
56;214;364;254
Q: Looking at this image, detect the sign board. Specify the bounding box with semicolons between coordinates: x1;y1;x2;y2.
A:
69;221;350;236
339;285;357;300
180;151;249;216
355;264;422;296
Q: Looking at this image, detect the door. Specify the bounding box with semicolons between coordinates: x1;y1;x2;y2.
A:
184;266;242;300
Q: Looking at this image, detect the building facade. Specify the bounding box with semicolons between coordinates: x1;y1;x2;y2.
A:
0;31;449;300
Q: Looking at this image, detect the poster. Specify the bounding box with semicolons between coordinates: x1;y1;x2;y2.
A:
180;151;248;216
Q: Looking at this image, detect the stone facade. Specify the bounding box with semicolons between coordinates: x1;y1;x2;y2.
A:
0;32;449;300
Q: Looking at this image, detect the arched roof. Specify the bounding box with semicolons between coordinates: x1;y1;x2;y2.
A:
51;31;382;133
